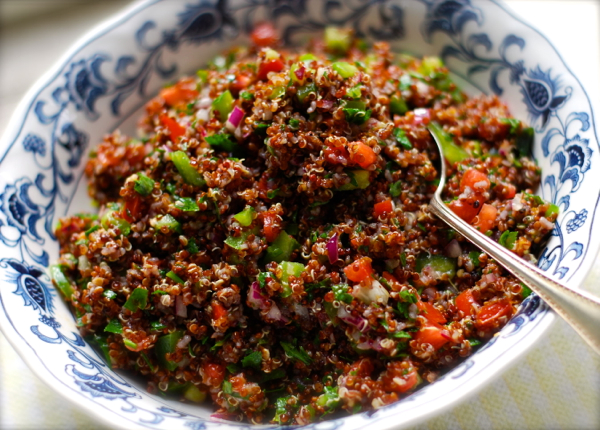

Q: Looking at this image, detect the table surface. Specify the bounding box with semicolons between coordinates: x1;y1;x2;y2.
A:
1;1;599;429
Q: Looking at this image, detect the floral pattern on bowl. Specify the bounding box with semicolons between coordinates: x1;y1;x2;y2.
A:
0;1;597;429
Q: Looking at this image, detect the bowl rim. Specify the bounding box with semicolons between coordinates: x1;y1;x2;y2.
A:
0;0;598;429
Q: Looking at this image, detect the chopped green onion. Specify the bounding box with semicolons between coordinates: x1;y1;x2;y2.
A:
50;265;74;300
342;100;371;125
152;214;181;233
270;85;286;99
332;62;358;78
196;69;209;84
521;283;533;299
166;271;185;285
390;96;408;115
151;321;167;331
264;232;300;263
234;206;256;227
428;122;470;164
297;82;317;103
545;203;559;218
346;85;362;99
171;151;206;187
85;225;100;236
415;254;457;278
123;338;138;349
338;170;370;191
101;206;131;236
212;89;234;121
134;173;154;196
278;261;305;297
155;331;184;370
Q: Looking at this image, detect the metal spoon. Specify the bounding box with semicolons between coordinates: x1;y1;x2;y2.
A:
427;125;600;355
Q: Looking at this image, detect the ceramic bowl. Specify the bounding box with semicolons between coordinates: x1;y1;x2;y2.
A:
1;0;598;429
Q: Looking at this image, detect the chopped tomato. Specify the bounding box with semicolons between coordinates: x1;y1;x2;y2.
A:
472;203;497;233
499;183;516;199
262;211;281;243
449;198;483;223
159;80;198;106
202;362;226;386
414;323;450;350
230;74;252;95
455;289;478;316
395;366;418;393
374;199;393;218
417;301;446;324
323;145;350;165
159;114;186;141
344;257;374;283
212;302;228;320
251;23;279;47
348;141;377;168
257;58;284;80
122;196;142;223
460;168;490;193
475;299;513;331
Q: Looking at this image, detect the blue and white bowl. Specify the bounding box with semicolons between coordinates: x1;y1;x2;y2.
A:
0;1;598;429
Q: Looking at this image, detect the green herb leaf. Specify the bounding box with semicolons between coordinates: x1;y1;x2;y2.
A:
332;283;353;304
123;288;148;312
390;180;402;197
205;133;238;153
280;342;313;366
103;290;117;300
150;321;167;331
499;230;518;250
166;271;185;285
174;196;199;212
392;128;412;150
104;318;123;334
241;350;262;369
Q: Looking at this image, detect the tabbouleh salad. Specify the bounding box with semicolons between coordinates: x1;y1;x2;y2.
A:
52;24;557;424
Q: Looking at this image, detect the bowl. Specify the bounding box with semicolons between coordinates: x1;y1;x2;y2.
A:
1;0;598;429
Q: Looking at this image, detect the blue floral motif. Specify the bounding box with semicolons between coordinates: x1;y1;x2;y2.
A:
62;55;110;120
566;209;588;233
419;0;592;279
1;259;54;314
23;134;46;156
520;67;571;130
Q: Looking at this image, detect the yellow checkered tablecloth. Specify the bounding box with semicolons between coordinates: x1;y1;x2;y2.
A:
1;1;599;429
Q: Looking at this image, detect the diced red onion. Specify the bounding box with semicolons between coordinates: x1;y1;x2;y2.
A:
512;194;523;212
445;239;462;258
177;334;191;349
210;412;240;422
337;306;370;332
175;295;187;318
319;100;334;110
294;66;305;80
357;338;384;351
440;330;452;341
540;217;554;230
482;273;498;284
293;303;309;318
248;281;269;310
226;106;244;130
413;108;430;125
423;287;437;301
408;303;418;319
266;303;288;322
326;233;339;264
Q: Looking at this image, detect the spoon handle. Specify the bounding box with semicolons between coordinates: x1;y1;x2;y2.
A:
430;195;600;355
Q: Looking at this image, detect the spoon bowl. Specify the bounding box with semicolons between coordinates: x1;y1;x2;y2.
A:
427;125;600;355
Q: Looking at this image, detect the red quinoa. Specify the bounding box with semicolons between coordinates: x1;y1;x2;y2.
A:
52;26;557;424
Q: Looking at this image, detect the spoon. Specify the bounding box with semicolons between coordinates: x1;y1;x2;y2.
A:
427;125;600;355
